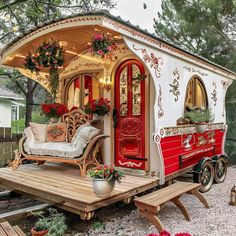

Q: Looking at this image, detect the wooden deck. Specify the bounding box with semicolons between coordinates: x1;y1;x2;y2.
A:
0;164;159;219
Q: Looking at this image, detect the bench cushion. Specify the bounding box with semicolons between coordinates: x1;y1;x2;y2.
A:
24;125;100;158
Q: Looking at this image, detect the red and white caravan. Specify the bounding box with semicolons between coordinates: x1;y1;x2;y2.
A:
1;12;236;192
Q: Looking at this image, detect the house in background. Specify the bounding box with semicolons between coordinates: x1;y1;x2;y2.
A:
0;86;24;138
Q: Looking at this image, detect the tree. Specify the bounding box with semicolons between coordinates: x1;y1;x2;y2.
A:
0;0;116;126
154;0;236;71
154;0;236;162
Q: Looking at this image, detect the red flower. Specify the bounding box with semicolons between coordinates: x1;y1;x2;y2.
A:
41;103;68;118
70;106;78;112
160;231;171;236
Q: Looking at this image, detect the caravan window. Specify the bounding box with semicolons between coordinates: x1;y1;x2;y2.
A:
185;77;208;109
66;74;99;110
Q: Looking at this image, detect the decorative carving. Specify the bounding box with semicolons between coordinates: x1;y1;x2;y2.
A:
183;66;208;76
162;123;224;137
208;131;215;144
61;109;88;142
120;118;142;136
221;80;232;117
63;62;102;75
169;68;180;101
197;136;207;146
157;85;164;118
118;160;142;168
133;45;164;78
211;82;217;106
182;134;193;149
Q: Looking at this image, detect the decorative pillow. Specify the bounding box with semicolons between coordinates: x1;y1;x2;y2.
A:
24;126;35;145
29;122;47;143
46;123;67;142
72;126;100;147
71;122;90;145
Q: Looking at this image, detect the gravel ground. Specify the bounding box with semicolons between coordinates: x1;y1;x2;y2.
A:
6;166;236;236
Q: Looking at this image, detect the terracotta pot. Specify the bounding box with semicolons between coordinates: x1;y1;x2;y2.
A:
31;227;48;236
92;179;115;197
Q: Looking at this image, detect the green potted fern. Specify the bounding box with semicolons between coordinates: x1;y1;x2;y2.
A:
31;208;67;236
185;108;214;133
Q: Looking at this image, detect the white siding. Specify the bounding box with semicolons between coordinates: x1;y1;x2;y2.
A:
0;98;12;128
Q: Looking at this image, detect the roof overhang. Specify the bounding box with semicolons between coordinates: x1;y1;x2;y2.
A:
0;12;235;80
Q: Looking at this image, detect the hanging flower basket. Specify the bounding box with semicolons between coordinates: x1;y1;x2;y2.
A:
89;34;117;59
24;39;65;98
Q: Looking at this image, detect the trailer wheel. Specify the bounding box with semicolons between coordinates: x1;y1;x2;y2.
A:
194;161;214;193
214;157;227;183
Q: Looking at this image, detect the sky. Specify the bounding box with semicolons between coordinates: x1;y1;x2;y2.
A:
111;0;162;34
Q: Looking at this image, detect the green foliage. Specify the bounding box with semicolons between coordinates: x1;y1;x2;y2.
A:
11;110;49;134
88;165;125;184
33;208;67;235
11;119;25;134
155;0;236;72
92;221;104;230
185;108;214;123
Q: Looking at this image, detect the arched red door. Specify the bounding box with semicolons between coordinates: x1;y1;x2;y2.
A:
114;60;146;170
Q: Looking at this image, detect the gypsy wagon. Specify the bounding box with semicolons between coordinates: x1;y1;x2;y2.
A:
0;12;235;221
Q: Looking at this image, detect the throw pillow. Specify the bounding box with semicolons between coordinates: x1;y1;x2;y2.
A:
29;122;47;143
46;123;67;142
71;122;90;146
73;126;100;147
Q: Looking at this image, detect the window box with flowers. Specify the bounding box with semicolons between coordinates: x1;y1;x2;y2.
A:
88;165;124;197
84;98;110;121
41;103;69;123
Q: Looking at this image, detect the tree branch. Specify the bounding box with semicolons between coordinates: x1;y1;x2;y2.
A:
30;81;39;94
14;80;27;96
0;0;28;11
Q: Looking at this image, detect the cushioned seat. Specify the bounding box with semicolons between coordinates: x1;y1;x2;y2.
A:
23;122;100;158
12;109;109;176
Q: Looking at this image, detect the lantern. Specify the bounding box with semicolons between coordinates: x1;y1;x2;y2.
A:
229;185;236;206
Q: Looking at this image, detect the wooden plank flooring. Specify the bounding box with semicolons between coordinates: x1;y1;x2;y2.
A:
0;164;159;216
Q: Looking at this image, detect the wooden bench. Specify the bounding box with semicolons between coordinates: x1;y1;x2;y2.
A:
11;109;109;176
135;181;209;233
0;221;26;236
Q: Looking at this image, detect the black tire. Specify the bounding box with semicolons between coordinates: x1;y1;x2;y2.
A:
193;161;214;193
214;157;227;183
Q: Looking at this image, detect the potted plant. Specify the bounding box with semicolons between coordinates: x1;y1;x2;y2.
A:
88;165;124;197
89;34;117;59
41;103;69;123
84;97;110;121
31;208;67;236
184;107;214;133
31;216;49;236
24;39;65;98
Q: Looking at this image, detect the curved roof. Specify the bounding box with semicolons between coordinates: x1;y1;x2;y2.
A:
0;11;235;78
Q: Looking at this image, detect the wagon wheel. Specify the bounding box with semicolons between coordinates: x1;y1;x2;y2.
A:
194;161;214;193
214;157;227;183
